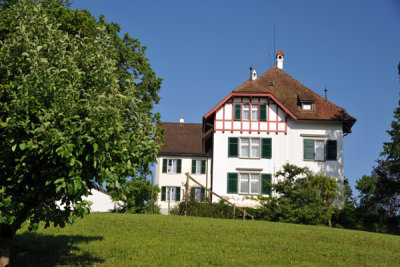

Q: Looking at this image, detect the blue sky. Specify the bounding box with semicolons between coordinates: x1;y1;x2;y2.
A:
71;0;400;192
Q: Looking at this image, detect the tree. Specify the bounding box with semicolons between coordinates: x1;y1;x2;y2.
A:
308;173;342;227
0;1;162;265
258;164;327;225
355;63;400;218
112;177;160;214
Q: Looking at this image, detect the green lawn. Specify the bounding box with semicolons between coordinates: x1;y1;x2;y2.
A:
12;213;400;266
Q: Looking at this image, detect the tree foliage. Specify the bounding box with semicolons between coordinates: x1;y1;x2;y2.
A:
112;177;160;214
258;164;342;226
259;164;326;225
0;0;162;263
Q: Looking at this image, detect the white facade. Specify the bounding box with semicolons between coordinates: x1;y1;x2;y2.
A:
212;117;343;207
156;156;212;214
56;188;119;212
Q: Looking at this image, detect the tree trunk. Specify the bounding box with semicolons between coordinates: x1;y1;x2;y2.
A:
0;226;14;267
0;236;11;267
328;217;332;228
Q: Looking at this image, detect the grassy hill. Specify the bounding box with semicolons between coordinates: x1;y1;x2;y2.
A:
12;213;400;266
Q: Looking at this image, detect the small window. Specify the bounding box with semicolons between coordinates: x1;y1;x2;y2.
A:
161;186;181;201
193;187;205;201
302;102;313;110
326;140;337;160
243;104;250;120
234;104;241;120
192;159;206;174
251;105;258;121
304;139;334;161
167;159;177;173
239;173;262;195
240;138;260;158
162;159;181;173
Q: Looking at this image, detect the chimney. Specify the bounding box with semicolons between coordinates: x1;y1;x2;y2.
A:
269;81;275;95
324;87;328;100
250;66;257;80
179;116;184;123
276;50;284;70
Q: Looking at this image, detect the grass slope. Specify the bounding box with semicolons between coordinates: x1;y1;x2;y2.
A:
12;213;400;266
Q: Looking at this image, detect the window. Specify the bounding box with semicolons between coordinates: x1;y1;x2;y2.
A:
161;186;181;201
302;103;313;110
227;172;271;195
193;187;205;201
240;138;250;157
251;105;258;121
260;104;267;121
243;104;250;120
304;139;337;161
228;137;238;157
192;159;206;174
229;137;271;159
162;159;182;173
326;140;337;160
241;138;260;158
234;104;241;120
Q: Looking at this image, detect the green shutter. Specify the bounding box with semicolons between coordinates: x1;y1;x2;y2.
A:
162;159;167;173
177;159;182;173
191;160;196;174
228;137;238;157
201;160;206;174
201;188;205;201
234;104;241;120
260;104;267;121
261;138;272;159
304;139;315;160
161;186;166;201
326;140;337;160
175;187;181;201
261;174;272;194
227;173;238;194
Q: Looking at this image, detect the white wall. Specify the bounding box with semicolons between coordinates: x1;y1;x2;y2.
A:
56;188;119;212
212;118;344;206
156;156;212;214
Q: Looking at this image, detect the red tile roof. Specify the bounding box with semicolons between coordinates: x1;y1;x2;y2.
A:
277;50;284;56
207;67;355;133
159;122;212;156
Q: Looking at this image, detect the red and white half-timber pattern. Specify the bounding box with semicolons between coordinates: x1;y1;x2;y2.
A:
214;96;288;134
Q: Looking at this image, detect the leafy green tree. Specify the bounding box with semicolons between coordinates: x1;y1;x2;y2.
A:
0;1;162;264
112;177;160;214
259;164;327;225
308;173;342;227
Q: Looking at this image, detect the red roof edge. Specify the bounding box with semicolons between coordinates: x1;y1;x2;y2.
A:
203;92;298;121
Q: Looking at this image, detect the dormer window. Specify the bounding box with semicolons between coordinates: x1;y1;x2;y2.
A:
302;102;313;111
298;95;315;111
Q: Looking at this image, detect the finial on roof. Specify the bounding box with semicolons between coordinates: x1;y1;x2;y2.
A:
250;66;258;80
276;50;284;70
324;87;328;100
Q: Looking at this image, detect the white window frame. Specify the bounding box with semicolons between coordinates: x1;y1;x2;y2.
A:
301;102;314;111
194;159;202;174
239;172;261;195
167;159;177;173
251;104;258;121
240;137;260;159
166;186;176;201
301;134;328;162
243;104;250;120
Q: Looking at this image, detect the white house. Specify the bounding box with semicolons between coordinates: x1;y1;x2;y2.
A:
155;119;212;214
156;50;356;211
57;187;119;212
